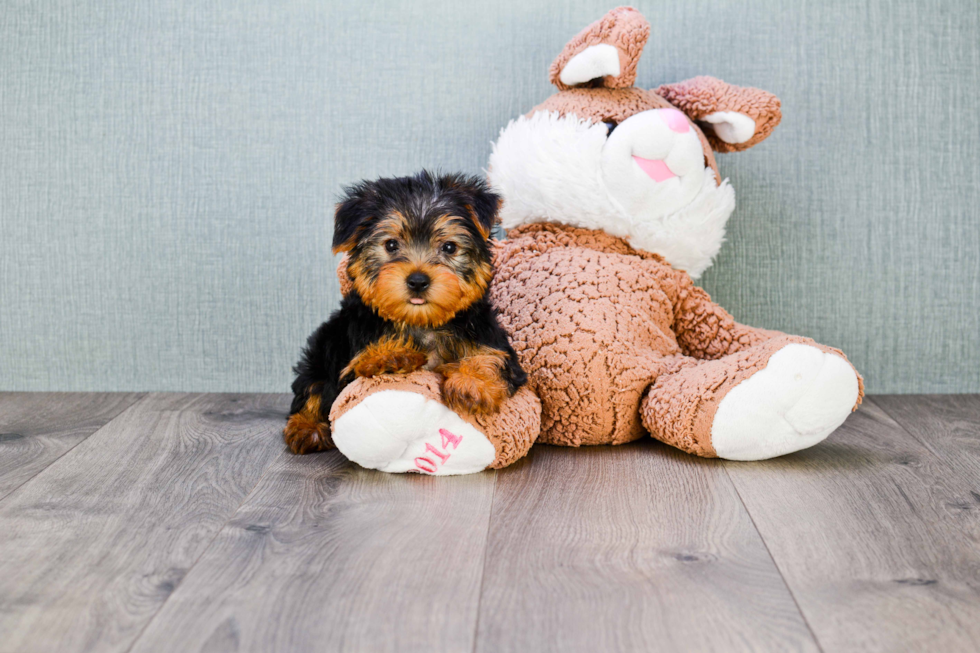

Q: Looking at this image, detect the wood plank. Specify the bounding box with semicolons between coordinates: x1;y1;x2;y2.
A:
872;394;980;474
127;450;497;653
474;441;819;653
0;393;288;653
0;392;143;502
724;400;980;652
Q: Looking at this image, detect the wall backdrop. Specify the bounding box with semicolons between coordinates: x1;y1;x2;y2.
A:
2;0;978;393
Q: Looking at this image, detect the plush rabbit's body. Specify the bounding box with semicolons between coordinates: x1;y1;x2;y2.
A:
326;7;863;474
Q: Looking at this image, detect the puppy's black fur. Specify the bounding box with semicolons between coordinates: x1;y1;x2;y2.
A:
285;171;526;455
288;291;525;416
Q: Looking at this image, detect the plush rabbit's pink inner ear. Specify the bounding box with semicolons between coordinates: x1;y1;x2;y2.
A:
548;7;650;91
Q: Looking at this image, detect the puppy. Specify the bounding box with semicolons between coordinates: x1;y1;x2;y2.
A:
284;171;527;455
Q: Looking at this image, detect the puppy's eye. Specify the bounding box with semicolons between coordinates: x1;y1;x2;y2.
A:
441;242;457;255
604;121;618;136
384;239;399;253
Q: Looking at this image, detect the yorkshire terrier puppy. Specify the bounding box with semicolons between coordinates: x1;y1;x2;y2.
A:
284;171;527;455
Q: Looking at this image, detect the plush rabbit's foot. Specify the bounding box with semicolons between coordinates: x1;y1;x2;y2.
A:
329;371;540;475
710;344;860;460
332;389;496;475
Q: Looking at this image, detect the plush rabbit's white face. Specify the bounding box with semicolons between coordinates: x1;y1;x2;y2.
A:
602;107;711;218
489;107;735;279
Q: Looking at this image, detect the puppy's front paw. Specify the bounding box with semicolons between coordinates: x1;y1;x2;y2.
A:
441;357;510;416
345;338;428;378
283;412;334;454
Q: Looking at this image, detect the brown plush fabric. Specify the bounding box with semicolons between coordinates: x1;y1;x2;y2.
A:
336;254;354;297
473;385;541;469
672;280;783;359
549;6;650;91
329;371;541;470
490;223;864;448
656;76;782;153
529;88;721;182
531;86;671;122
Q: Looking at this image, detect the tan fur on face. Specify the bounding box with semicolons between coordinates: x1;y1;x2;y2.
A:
349;213;493;328
354;260;471;327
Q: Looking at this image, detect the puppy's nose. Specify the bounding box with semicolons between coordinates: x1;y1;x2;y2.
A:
405;271;430;293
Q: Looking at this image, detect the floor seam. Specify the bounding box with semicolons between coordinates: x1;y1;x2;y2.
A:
123;402;290;653
0;392;149;507
865;395;980;638
867;395;945;458
722;463;826;653
470;469;498;653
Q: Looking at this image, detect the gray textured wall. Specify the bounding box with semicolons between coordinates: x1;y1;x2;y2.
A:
1;0;978;393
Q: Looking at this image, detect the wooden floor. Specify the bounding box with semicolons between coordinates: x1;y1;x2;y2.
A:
0;394;978;652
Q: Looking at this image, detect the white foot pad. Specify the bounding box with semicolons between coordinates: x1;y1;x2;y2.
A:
332;390;496;475
711;344;859;461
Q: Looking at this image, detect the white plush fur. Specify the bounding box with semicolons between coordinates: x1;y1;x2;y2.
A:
332;390;496;475
711;344;859;460
703;111;756;144
601;108;708;218
488;111;736;278
559;44;621;86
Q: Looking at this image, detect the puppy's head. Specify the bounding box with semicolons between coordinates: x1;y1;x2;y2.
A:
333;171;499;328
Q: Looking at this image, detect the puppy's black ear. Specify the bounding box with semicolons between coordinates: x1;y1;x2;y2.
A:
445;174;500;239
332;182;376;253
468;183;501;239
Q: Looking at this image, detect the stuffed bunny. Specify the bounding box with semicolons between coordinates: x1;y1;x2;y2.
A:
326;7;863;475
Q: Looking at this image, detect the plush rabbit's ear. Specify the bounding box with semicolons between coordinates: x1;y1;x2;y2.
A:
549;7;650;90
656;76;782;153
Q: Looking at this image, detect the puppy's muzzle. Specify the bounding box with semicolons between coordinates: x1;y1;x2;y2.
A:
405;271;430;294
